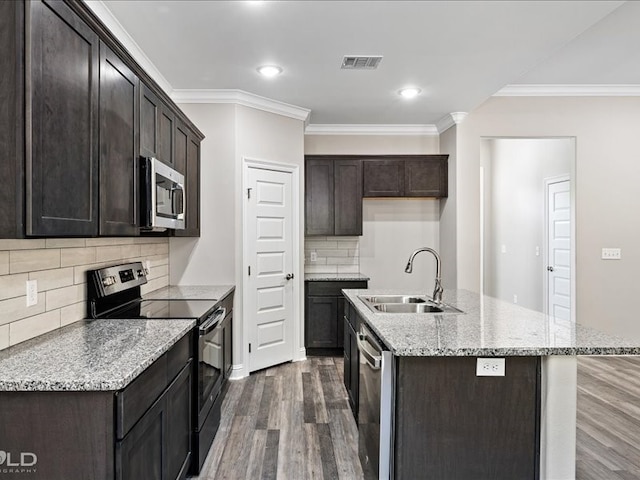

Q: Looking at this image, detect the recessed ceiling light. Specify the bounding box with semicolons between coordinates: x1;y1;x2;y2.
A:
257;65;283;78
398;88;421;99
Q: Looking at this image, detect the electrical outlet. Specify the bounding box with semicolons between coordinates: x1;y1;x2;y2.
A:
601;248;621;260
535;246;540;257
310;251;317;262
476;358;505;377
513;294;518;304
26;280;38;307
145;259;151;274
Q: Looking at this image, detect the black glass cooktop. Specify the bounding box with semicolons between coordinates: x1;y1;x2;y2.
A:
104;299;217;320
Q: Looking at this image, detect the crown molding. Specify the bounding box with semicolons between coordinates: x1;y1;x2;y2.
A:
435;112;468;134
84;1;173;95
304;124;439;136
171;89;310;122
494;84;640;97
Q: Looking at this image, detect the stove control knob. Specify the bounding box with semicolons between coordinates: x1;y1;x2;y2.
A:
102;276;116;287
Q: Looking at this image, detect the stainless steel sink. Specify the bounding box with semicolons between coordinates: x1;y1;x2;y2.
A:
372;303;462;314
359;295;427;304
358;295;463;314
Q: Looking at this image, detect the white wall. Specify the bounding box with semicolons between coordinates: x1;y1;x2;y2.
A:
482;138;572;312
438;126;458;289
453;96;640;340
304;134;442;291
170;104;305;377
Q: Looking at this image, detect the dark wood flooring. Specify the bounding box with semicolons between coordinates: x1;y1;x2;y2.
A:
197;356;363;480
194;355;640;479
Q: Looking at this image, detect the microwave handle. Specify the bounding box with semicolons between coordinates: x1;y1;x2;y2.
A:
149;158;157;222
174;180;185;220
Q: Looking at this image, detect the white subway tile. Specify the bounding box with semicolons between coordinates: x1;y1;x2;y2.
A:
337;265;360;274
0;239;46;251
60;247;97;267
60;301;87;326
304;265;338;274
0;252;8;275
135;237;169;244
317;249;348;258
0;324;9;350
148;264;169;280
336;241;359;250
141;243;169;256
10;249;60;274
95;245;127;263
9;310;61;346
46;284;86;311
329;257;358;265
45;238;86;248
85;238;136;247
305;241;338;250
0;273;29;301
0;293;46;326
141;275;169;295
29;267;74;291
146;254;169;267
334;236;360;242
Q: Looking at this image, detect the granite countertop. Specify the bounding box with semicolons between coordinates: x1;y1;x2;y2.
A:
343;289;640;357
305;273;370;282
143;284;235;301
0;319;195;392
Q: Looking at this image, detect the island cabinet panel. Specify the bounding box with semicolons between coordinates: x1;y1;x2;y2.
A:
99;42;139;236
394;356;541;480
27;0;99;236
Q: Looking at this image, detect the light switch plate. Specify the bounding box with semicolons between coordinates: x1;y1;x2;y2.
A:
310;251;317;262
602;248;621;260
476;358;505;377
26;280;38;307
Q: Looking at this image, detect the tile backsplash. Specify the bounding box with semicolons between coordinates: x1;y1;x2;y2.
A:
304;236;360;274
0;237;169;351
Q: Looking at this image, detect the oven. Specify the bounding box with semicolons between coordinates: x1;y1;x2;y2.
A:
140;156;185;231
86;262;234;475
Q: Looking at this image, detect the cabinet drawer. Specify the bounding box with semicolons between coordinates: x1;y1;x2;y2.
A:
116;332;191;440
306;280;368;297
167;332;192;385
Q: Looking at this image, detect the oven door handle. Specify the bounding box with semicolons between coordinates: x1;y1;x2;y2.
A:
199;308;226;335
357;333;382;370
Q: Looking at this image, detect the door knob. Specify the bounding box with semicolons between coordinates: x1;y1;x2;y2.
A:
285;273;294;280
547;266;554;272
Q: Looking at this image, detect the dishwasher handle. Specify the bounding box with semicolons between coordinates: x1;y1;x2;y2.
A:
199;307;226;335
357;332;382;369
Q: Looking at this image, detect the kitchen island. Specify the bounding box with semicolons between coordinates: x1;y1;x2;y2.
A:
343;288;640;480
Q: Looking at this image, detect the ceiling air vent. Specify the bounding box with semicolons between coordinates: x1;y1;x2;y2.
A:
341;56;383;70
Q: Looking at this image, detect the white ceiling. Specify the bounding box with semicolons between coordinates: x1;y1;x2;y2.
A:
100;0;639;125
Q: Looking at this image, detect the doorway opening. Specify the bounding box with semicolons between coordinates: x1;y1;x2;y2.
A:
480;138;575;321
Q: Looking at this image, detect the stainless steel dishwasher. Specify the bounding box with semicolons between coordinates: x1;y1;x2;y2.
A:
357;323;394;479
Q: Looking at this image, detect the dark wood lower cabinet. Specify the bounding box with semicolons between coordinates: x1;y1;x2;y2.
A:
305;280;368;355
343;313;359;417
393;356;541;480
0;332;193;480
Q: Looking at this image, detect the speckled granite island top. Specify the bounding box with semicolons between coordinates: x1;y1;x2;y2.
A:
143;284;235;301
304;273;370;282
0;319;195;391
343;289;640;357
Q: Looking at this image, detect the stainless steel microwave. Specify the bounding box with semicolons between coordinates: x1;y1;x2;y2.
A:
140;157;185;230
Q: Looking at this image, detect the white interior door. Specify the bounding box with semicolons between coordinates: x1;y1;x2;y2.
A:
547;180;571;320
246;166;294;372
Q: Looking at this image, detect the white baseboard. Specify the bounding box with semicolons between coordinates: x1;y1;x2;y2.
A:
229;363;249;380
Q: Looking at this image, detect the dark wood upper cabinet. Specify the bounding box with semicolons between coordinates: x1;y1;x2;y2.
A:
363;155;449;198
140;83;160;160
334;160;363;235
0;0;24;238
305;156;362;236
99;42;139;236
27;0;100;236
174;123;201;237
0;0;204;238
362;159;404;197
405;155;448;197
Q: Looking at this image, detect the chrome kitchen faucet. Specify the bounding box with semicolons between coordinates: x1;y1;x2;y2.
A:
405;247;443;305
